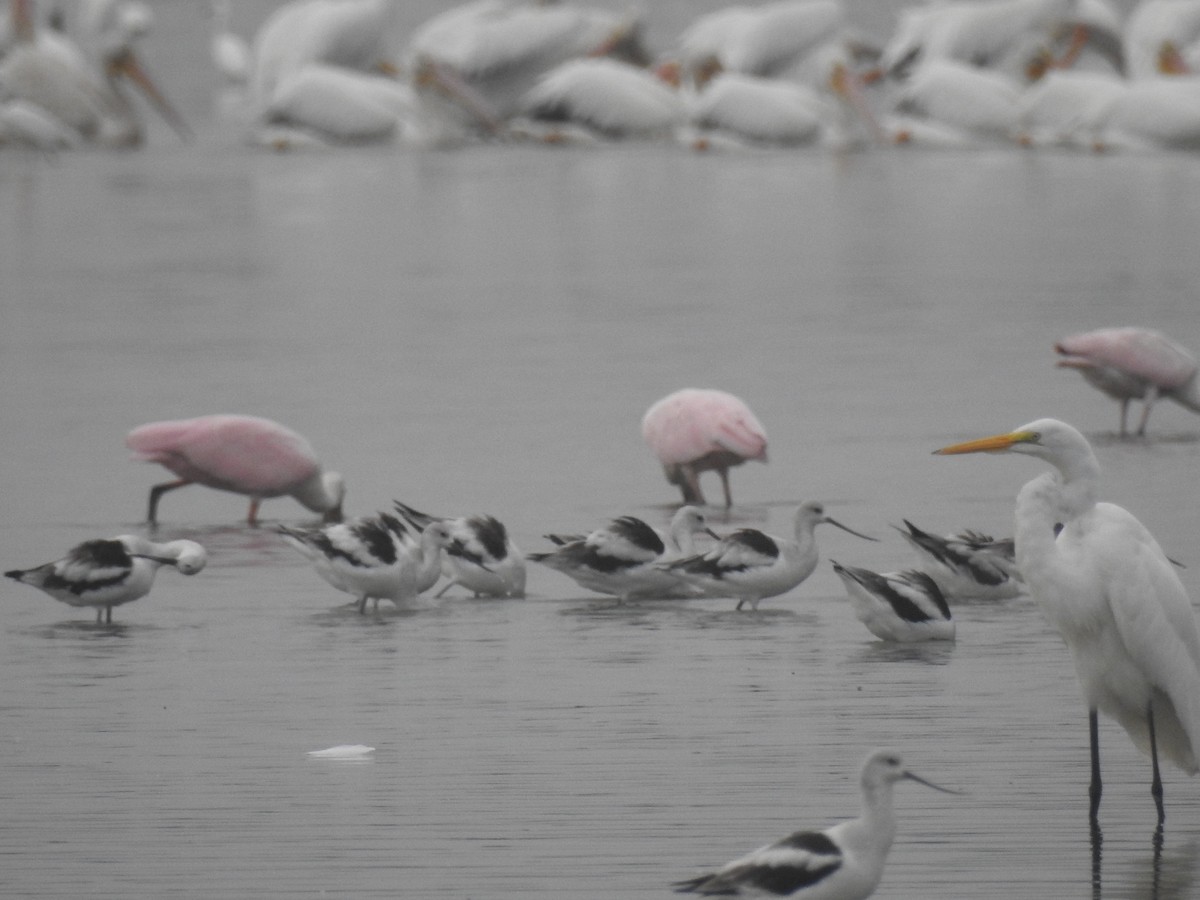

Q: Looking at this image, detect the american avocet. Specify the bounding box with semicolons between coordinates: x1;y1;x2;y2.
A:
278;513;452;613
642;388;768;507
937;418;1200;824
127;414;345;526
392;501;526;598
831;561;955;643
664;501;877;611
528;506;718;602
895;519;1023;601
674;748;957;898
5;535;207;623
1054;327;1200;437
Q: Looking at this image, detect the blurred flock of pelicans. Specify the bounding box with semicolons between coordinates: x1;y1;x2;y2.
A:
5;0;1200;152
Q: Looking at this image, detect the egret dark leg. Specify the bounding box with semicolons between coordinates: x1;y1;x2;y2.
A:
357;595;368;615
1089;708;1103;822
147;479;189;525
1136;390;1159;437
718;468;733;508
247;498;261;527
1148;703;1165;825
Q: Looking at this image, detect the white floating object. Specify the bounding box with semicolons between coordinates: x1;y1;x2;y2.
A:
307;744;375;759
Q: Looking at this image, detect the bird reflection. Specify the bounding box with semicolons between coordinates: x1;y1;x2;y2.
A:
1090;825;1200;900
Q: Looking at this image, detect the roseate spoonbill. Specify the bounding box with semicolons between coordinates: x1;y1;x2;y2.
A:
528;506;718;602
641;389;768;507
936;418;1200;823
664;501;877;611
894;520;1023;601
278;513;453;613
392;501;526;598
5;535;206;623
831;562;956;642
1054;327;1200;436
673;748;958;898
126;414;346;526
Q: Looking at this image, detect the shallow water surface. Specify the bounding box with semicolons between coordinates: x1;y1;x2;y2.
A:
2;2;1200;898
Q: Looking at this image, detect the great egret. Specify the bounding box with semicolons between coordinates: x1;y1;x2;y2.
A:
936;417;1200;823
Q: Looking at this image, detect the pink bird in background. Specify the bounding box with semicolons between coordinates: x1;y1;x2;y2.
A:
641;388;767;507
1055;327;1200;437
126;414;346;526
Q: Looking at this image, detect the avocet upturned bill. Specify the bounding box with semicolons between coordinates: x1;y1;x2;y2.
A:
674;748;958;898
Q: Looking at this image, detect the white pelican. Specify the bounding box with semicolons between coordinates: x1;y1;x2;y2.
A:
1125;0;1200;78
881;0;1099;81
642;389;768;508
888;57;1024;143
895;520;1023;601
249;0;403;110
1015;68;1128;147
392;501;526;598
127;414;345;526
405;1;649;122
279;514;453;613
832;561;956;643
1089;75;1200;151
674;748;957;898
664;501;877;611
528;506;718;603
0;0;190;145
1055;327;1200;434
936;418;1200;823
6;535;207;623
514;56;685;141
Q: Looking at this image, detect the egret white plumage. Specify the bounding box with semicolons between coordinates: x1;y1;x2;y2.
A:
528;506;718;602
642;388;768;508
895;519;1023;601
674;748;958;898
392;501;526;598
665;501;877;611
5;535;207;623
936;417;1200;823
279;513;453;613
831;561;955;642
1055;327;1200;435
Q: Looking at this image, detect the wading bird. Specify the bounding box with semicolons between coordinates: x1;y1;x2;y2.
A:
393;501;526;598
642;388;768;507
127;414;345;526
895;519;1023;601
831;561;956;642
6;535;206;623
665;501;877;611
1054;327;1200;436
528;506;718;602
936;417;1200;823
279;513;453;613
674;748;957;898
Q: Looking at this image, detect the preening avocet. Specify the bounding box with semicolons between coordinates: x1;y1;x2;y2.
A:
279;513;453;613
392;501;526;598
673;748;958;898
831;561;955;642
642;388;768;508
1054;327;1200;436
936;418;1200;823
5;535;207;623
528;506;718;602
126;414;346;526
664;501;877;611
895;519;1023;601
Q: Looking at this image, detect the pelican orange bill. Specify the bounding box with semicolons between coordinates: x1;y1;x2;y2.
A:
933;430;1038;455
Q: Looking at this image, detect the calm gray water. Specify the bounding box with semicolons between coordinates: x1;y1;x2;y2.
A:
2;2;1200;898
